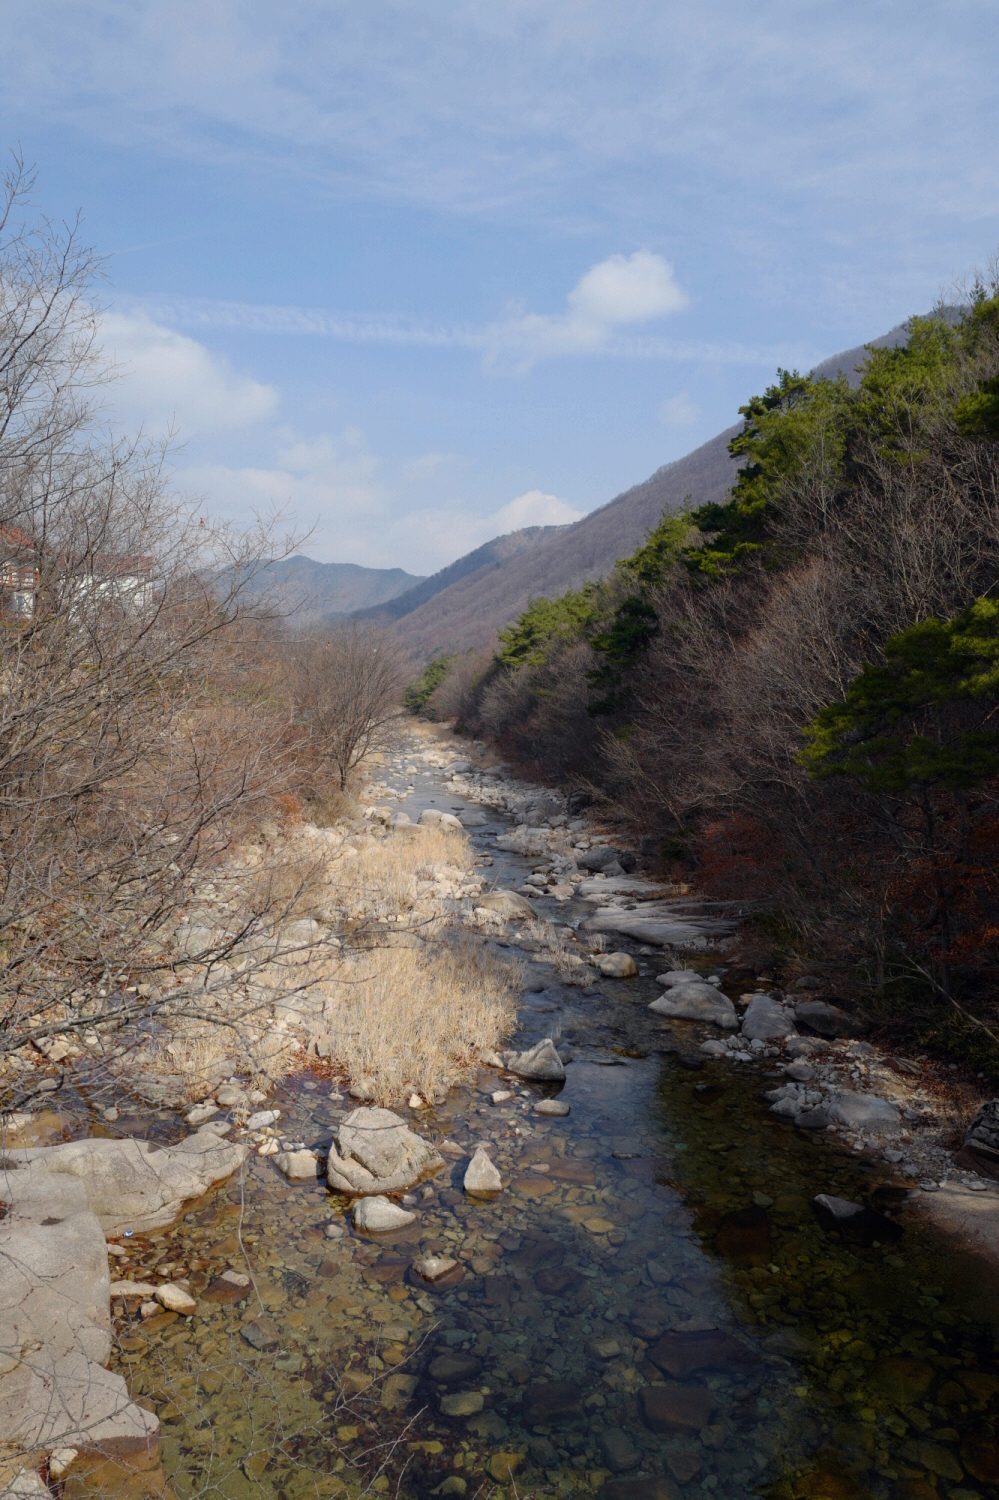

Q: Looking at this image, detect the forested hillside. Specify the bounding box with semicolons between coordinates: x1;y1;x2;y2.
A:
418;297;999;1061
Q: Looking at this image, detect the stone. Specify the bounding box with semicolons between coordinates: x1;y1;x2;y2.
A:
785;1037;824;1058
900;1441;963;1482
598;953;639;979
459;810;488;828
155;1283;197;1314
0;1349;159;1451
794;999;864;1038
873;1356;934;1404
464;1146;502;1194
1;1124;250;1236
429;1353;483;1384
603;1481;678;1500
590;1337;621;1361
715;1206;770;1265
324;1223;344;1239
48;1449;78;1481
741;995;796;1041
794;1107;832;1130
440;1391;483;1417
348;1078;375;1101
522;1381;582;1426
505;1039;566;1082
381;1373;419;1409
246;1109;280;1130
961;1432;999;1483
954;1098;999;1181
184;1103;219;1126
475;890;535;920
439;1479;467;1497
352;1196;416;1233
648;985;737;1030
828;1091;900;1133
648;1330;755;1379
486;1453;524;1485
326;1107;444;1195
221;1269;250;1287
533;1098;570;1117
2;1471;50;1497
785;1061;814;1081
640;1382;718;1433
583;908;732;948
578;847;635;873
600;1428;641;1473
274;1149;319;1181
411;1255;458;1284
490;1090;513;1105
216;1084;246;1107
240;1318;279;1350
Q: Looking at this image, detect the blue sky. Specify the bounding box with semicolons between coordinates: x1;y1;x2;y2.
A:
3;2;997;572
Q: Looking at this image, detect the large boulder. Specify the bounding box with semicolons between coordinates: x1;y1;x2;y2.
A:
578;848;636;874
1;1124;250;1237
475;890;535;921
742;995;797;1042
505;1039;566;1082
326;1107;444;1195
648;983;737;1030
794;999;864;1038
828;1091;900;1133
955;1099;999;1181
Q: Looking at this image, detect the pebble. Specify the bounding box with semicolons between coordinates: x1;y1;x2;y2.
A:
533;1098;570;1116
411;1255;459;1283
155;1283;197;1314
352;1196;417;1233
464;1145;502;1194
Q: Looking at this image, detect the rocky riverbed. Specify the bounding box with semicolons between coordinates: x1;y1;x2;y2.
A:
3;721;999;1500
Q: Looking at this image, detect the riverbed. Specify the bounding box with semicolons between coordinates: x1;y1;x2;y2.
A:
92;740;999;1500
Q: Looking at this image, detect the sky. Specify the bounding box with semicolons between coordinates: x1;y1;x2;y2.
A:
2;2;998;575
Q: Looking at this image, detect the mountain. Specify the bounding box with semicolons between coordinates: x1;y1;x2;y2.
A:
381;426;741;661
251;555;425;628
381;317;927;664
353;526;567;624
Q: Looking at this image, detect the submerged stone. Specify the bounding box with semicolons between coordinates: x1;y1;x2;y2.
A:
352;1196;416;1233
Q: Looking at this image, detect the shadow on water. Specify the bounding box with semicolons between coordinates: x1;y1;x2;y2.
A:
91;771;999;1500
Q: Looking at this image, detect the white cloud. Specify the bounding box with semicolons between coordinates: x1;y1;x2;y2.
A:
490;490;584;531
662;392;699;426
484;252;687;371
100;309;279;438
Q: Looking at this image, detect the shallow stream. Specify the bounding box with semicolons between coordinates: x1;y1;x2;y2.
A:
83;761;999;1500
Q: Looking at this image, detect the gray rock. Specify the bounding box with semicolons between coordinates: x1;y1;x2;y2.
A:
794;1107;832;1130
476;890;535;920
795;999;864;1038
648;984;738;1030
582;908;732;948
813;1193;863;1221
184;1102;219;1126
440;1391;483;1416
600;1428;641;1474
597;952;638;979
0;1351;159;1451
2;1470;51;1496
411;1255;458;1282
533;1099;570;1117
785;1062;814;1082
1;1124;250;1236
326;1107;444;1195
741;995;796;1041
657;969;701;986
828;1091;900;1133
578;848;635;873
429;1352;482;1383
464;1146;502;1194
459;810;488;828
216;1084;247;1107
955;1098;999;1180
246;1109;280;1130
785;1036;824;1058
506;1038;566;1081
274;1149;320;1181
352;1196;416;1233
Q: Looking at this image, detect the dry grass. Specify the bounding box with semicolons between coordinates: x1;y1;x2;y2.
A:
527;916;596;987
318;939;518;1103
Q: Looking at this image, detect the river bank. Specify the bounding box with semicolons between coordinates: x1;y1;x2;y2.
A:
3;719;999;1500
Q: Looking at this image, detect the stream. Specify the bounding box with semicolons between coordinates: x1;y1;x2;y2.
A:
79;750;999;1500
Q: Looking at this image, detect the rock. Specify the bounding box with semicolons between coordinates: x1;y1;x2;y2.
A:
583;907;732;948
408;1093;425;1110
411;1255;459;1283
324;1223;345;1239
155;1283;197;1314
490;1090;513;1105
794;999;864;1038
486;1453;524;1485
429;1352;482;1384
578;847;635;873
954;1098;999;1181
785;1037;824;1058
440;1391;483;1417
348;1077;375;1101
1;1125;250;1236
459;810;488;828
640;1382;718;1433
326;1107;444;1195
648;1330;755;1379
246;1109;280;1130
961;1432;999;1483
590;1337;621;1361
184;1103;219;1126
47;1449;78;1481
241;1318;279;1351
352;1196;416;1233
533;1099;570;1117
785;1061;814;1081
600;1428;641;1473
900;1441;963;1482
741;995;796;1041
274;1149;319;1181
381;1373;419;1409
2;1470;51;1497
108;1280;161;1299
505;1039;566;1082
715;1206;770;1265
522;1381;582;1426
221;1269;251;1287
813;1193;902;1246
598;953;638;979
464;1146;502;1195
794;1107;832;1130
0;1350;159;1451
438;1478;467;1497
648;984;737;1030
216;1084;246;1107
828;1091;900;1133
475;890;535;920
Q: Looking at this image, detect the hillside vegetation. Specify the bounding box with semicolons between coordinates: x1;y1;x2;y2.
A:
422;292;999;1064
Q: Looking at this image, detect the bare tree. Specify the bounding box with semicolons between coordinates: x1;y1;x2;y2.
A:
292;624;403;789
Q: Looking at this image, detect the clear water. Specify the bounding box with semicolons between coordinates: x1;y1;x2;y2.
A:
88;775;999;1500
